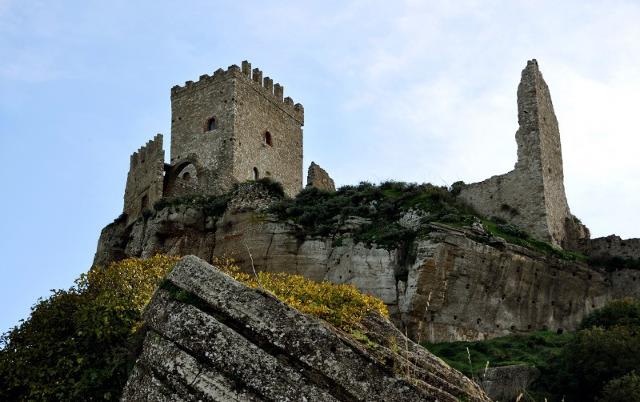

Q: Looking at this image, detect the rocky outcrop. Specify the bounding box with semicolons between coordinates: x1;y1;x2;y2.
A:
121;255;490;401
94;196;640;343
480;365;540;402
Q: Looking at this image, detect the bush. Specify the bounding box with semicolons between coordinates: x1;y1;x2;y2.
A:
254;177;285;197
269;181;475;249
561;325;640;400
214;257;388;331
154;194;231;217
581;298;640;330
598;372;640;402
0;255;179;401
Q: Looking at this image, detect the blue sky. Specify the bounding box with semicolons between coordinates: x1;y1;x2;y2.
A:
1;0;639;333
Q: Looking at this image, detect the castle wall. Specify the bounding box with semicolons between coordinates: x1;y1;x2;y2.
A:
169;68;237;195
587;235;640;260
232;63;303;198
459;60;576;247
169;62;304;198
123;134;165;224
306;161;335;191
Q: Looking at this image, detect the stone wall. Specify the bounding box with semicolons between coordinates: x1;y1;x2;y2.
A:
168;61;303;198
307;161;335;191
233;61;304;198
169;68;238;196
587;235;640;260
458;60;583;248
123;134;165;224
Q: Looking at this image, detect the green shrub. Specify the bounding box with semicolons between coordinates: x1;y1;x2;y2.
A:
598;372;640;402
269;181;475;249
581;298;640;330
561;325;640;400
154;194;231;217
0;255;179;401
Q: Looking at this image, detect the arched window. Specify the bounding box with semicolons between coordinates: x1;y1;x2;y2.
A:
141;194;149;211
205;116;217;131
182;172;191;182
253;167;259;180
264;131;273;146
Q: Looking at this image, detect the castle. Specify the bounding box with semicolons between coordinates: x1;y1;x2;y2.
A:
121;59;625;253
123;61;335;224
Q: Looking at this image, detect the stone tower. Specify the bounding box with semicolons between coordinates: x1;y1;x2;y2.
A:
459;60;587;247
123;134;165;225
166;61;304;198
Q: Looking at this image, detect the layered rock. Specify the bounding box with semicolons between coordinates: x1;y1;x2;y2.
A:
121;255;489;401
480;365;540;402
94;196;640;343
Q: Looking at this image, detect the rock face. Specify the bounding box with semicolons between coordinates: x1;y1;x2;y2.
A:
458;60;587;248
121;255;490;401
94;197;640;343
480;365;540;402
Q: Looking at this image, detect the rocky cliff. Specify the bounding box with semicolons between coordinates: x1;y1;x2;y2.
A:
95;185;640;343
122;255;489;401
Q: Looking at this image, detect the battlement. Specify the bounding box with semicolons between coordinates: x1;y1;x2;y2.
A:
130;134;163;169
124;134;165;224
170;61;304;124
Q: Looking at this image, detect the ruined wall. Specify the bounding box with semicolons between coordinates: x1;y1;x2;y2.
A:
232;61;304;198
169;61;303;198
123;134;164;224
459;60;578;248
587;235;640;260
307;161;335;191
169;67;238;195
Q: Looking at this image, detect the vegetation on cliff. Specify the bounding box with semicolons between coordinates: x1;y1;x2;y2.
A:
270;180;476;249
424;298;640;401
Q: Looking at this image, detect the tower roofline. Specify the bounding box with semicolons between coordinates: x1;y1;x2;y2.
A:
170;61;304;125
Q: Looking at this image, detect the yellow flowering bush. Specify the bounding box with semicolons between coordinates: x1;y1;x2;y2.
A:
213;256;389;331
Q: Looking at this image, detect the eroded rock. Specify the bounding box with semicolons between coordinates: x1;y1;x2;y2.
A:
121;256;490;401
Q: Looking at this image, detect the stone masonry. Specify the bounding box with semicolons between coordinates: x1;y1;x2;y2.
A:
123;61;304;222
587;235;640;260
458;60;587;248
123;134;164;225
306;161;335;191
168;62;304;199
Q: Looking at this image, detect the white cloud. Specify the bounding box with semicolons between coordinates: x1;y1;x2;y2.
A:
316;0;640;238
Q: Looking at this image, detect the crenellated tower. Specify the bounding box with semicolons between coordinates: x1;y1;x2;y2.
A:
123;134;165;225
166;61;304;199
122;61;305;223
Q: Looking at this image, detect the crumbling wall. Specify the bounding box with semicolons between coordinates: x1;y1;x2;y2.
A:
587;235;640;260
306;161;335;191
123;134;164;224
459;60;582;248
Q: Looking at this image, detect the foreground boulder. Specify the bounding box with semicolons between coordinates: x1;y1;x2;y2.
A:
122;255;489;401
